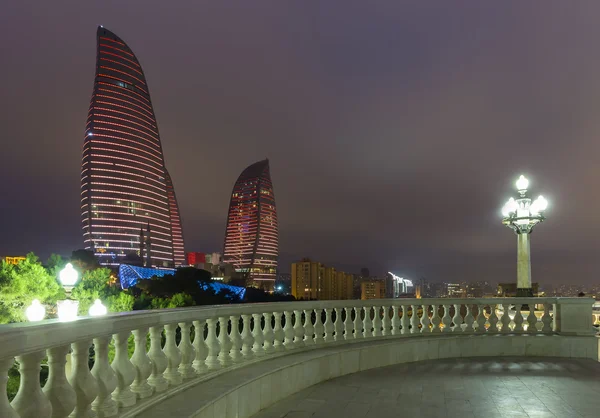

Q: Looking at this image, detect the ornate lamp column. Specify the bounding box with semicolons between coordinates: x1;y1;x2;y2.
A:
501;175;549;297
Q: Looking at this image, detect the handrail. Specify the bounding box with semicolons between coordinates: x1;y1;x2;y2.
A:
0;297;594;418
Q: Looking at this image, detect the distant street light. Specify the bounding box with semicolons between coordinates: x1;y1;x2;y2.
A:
501;175;548;297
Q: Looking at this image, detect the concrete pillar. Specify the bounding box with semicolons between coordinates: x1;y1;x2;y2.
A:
516;232;533;297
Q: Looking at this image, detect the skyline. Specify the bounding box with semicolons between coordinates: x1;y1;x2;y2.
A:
2;2;600;283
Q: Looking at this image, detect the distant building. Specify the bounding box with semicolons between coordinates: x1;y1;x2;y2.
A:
447;283;463;297
3;256;26;265
361;279;386;300
291;259;354;300
498;282;540;297
222;159;278;290
185;252;238;283
386;272;414;298
292;259;323;300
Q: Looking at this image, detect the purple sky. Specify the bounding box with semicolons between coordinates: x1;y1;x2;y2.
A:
2;1;600;284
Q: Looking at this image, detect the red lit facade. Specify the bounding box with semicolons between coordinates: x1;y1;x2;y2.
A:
223;159;278;289
187;252;206;265
81;27;184;267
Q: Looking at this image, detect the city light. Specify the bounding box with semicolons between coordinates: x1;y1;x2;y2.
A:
25;299;46;322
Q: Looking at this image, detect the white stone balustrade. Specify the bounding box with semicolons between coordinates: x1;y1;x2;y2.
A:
0;298;595;418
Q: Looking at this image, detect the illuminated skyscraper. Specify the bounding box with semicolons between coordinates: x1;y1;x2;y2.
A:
223;159;278;289
81;27;184;267
166;170;185;266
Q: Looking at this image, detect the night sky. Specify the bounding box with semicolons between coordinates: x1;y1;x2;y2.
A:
2;1;600;285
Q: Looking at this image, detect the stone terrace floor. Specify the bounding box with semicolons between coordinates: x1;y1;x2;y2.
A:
250;357;600;418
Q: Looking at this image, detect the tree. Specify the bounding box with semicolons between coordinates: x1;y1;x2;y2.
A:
45;254;66;277
71;268;133;315
70;249;99;272
0;253;64;323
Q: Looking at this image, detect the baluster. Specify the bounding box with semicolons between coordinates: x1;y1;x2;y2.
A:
261;313;275;354
272;312;285;352
441;304;452;333
229;316;243;363
391;305;399;335
410;304;420;334
11;351;52;418
500;303;511;333
463;305;475;332
334;308;344;340
314;309;325;344
68;341;99;418
373;306;383;337
192;320;209;372
324;309;335;342
513;304;524;332
130;328;153;399
452;304;463;332
400;305;410;334
353;307;363;338
178;322;196;378
240;316;255;359
363;307;373;338
147;327;168;391
382;305;391;336
217;317;232;366
527;305;538;334
251;314;265;357
343;307;353;339
0;358;19;418
420;304;432;333
111;332;137;407
283;311;296;348
488;305;498;333
475;305;487;333
293;310;305;347
91;337;118;417
303;309;315;345
163;324;182;385
43;345;76;418
542;303;553;333
431;305;441;333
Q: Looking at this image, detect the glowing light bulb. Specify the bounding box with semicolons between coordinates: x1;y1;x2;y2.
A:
59;263;79;287
89;299;107;317
516;175;529;191
535;195;548;212
25;299;46;322
57;300;79;322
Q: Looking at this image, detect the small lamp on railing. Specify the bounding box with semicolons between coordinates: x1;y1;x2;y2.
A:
25;299;46;322
57;263;80;322
89;299;107;317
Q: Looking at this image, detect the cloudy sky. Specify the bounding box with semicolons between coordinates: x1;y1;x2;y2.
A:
1;1;600;285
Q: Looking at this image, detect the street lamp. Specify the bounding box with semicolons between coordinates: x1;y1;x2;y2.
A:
25;299;46;322
501;175;548;297
57;263;80;321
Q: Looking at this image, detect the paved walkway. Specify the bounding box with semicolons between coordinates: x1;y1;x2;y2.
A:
251;357;600;418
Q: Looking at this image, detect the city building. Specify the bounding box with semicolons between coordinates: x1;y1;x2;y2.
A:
222;159;278;290
361;279;386;300
498;282;540;297
2;256;26;265
186;252;222;267
291;259;324;300
80;26;184;268
386;272;415;298
291;259;354;300
185;252;240;283
447;283;463;297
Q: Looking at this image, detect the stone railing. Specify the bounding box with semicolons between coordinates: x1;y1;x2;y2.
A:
0;297;594;418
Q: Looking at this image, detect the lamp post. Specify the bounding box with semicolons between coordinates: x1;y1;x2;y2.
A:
501;175;548;297
57;263;80;321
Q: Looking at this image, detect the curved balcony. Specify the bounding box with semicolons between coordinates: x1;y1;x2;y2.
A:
0;297;596;418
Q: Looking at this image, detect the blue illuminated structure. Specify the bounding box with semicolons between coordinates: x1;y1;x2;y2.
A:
118;264;246;299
